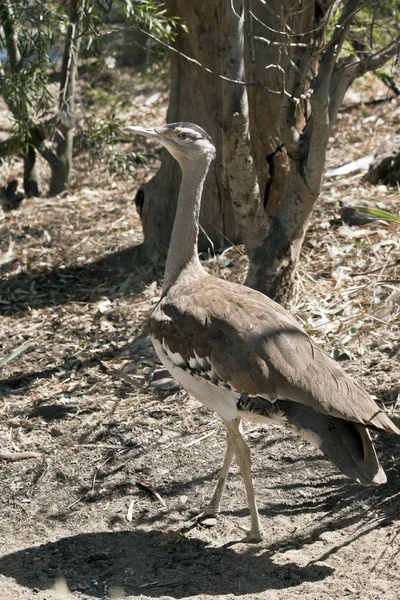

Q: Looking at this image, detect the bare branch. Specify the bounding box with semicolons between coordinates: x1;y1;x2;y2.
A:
317;0;362;101
101;24;307;104
0;451;43;462
254;35;310;48
248;0;338;42
249;5;324;39
329;56;359;128
328;39;400;126
355;41;400;78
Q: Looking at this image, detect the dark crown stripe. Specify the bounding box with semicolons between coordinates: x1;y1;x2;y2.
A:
166;122;215;147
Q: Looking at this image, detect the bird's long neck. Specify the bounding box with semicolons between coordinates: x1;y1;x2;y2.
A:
163;155;212;291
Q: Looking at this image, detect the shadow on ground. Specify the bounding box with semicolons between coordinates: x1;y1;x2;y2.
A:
0;530;332;598
0;243;157;315
0;334;148;398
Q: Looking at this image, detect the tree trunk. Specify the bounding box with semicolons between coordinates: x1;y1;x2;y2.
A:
0;0;42;197
135;0;258;260
243;0;364;303
24;127;43;198
242;0;324;301
139;0;398;301
49;0;82;195
218;1;267;262
366;130;400;186
48;132;74;196
0;1;21;71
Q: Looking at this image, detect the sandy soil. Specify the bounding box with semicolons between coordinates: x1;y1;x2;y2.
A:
0;71;399;600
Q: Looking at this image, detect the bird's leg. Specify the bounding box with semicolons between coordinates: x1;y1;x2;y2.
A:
197;428;235;520
224;417;263;544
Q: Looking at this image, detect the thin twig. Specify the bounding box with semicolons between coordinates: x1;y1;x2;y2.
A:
183;428;217;448
0;451;43;462
100;25;308;103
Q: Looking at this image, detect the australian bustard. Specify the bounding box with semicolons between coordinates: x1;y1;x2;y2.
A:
125;122;399;543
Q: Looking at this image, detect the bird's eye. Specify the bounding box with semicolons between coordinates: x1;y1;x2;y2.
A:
178;132;188;140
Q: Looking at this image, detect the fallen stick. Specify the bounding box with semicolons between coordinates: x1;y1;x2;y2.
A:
183;428;217;448
0;451;43;462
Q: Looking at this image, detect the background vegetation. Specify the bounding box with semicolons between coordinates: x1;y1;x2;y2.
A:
0;3;399;599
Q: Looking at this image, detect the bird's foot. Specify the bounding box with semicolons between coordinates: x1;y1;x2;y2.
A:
195;507;219;526
180;507;219;534
223;529;263;547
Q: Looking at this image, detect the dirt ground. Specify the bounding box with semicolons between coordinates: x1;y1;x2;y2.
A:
0;71;399;600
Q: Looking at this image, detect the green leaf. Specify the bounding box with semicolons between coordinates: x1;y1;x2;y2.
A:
0;341;34;370
354;206;400;225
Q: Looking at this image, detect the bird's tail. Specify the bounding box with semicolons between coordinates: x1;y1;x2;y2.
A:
284;404;386;485
237;396;387;485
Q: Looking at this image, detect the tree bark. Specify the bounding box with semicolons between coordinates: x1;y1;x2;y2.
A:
0;1;21;71
23;127;44;197
218;1;266;261
135;0;257;260
243;0;363;302
366;130;400;186
49;0;82;195
138;0;398;301
0;0;41;196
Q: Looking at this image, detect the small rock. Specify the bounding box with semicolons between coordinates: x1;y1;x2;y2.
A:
201;517;217;528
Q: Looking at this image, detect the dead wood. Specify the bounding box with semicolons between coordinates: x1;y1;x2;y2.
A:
0;451;43;462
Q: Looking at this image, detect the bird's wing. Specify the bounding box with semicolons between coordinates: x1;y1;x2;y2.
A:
149;274;398;435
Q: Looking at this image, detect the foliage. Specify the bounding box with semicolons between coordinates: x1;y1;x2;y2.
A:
0;0;178;152
123;0;182;39
76;115;124;150
0;340;33;370
76;115;146;176
352;1;399;48
355;206;400;224
0;1;63;142
331;1;400;60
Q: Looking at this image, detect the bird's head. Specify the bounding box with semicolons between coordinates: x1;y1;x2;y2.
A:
124;122;216;167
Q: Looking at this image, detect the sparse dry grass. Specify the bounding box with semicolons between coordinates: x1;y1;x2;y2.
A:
0;70;399;600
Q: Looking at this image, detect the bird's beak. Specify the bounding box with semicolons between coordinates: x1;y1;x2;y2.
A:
124;125;158;138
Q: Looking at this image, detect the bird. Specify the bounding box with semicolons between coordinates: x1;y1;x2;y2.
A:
124;122;399;543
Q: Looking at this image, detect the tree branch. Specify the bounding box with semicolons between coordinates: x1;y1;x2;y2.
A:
328;39;400;127
101;23;309;104
355;41;400;78
0;451;43;462
0;0;22;71
317;0;362;102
